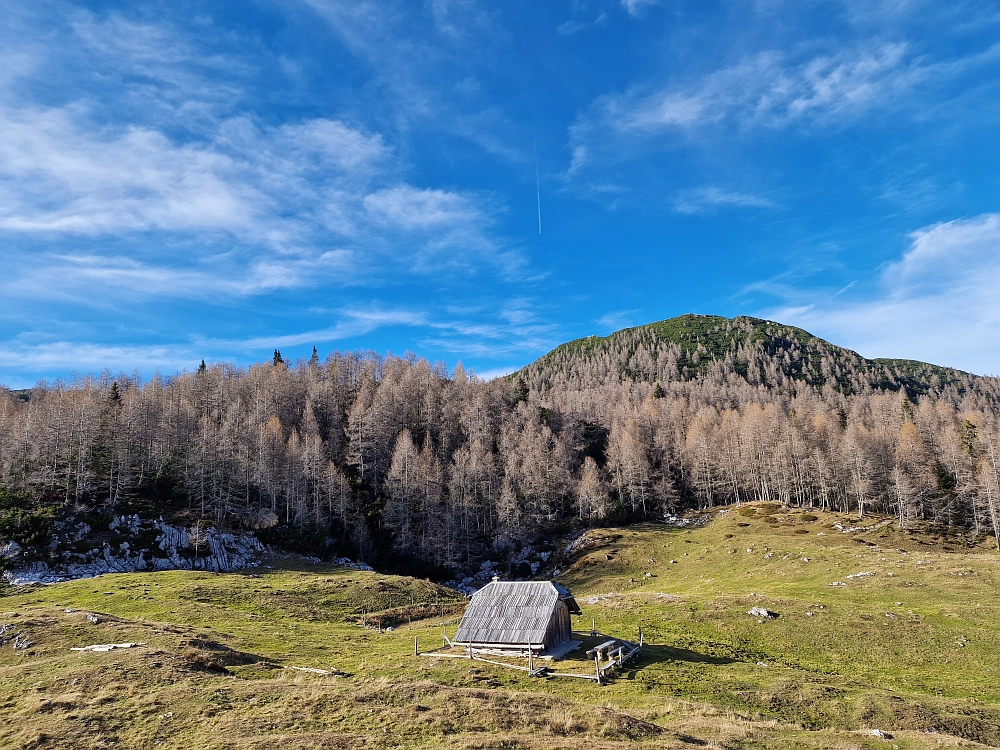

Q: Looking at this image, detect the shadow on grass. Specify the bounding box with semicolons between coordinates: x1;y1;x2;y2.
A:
640;644;736;666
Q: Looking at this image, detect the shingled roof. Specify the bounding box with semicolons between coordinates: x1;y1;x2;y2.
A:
454;581;581;646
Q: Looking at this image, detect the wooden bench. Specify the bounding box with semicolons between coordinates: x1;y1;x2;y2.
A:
586;640;617;659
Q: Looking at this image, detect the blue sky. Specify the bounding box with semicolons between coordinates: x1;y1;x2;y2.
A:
2;0;1000;388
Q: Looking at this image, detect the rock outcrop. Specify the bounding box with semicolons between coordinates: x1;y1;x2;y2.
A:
3;516;265;585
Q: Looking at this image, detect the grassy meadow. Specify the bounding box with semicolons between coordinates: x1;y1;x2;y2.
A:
2;504;999;749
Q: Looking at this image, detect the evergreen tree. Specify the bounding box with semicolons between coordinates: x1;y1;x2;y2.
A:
514;376;529;403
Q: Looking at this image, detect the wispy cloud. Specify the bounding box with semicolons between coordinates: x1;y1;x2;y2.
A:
0;12;520;305
765;213;1000;375
673;187;777;215
621;0;661;17
568;40;1000;173
0;340;202;386
558;12;608;35
596;310;640;331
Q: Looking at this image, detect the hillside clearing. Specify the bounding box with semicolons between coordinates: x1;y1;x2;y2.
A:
2;506;999;749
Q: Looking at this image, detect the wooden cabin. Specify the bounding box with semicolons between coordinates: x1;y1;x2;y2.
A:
453;580;582;654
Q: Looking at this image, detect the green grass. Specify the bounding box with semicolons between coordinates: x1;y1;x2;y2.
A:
2;507;999;749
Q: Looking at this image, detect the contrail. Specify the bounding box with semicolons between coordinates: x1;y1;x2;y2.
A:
748;212;831;228
533;129;542;235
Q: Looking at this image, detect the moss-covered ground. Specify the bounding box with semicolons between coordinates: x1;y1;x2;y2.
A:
2;504;999;749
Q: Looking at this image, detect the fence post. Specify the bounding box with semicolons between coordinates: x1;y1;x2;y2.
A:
414;636;418;656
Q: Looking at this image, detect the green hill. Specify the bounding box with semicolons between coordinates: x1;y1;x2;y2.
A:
516;314;996;401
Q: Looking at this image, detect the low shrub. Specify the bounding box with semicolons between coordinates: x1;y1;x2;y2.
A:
0;504;59;546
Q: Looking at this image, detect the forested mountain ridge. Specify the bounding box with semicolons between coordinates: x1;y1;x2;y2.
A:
3;315;1000;583
517;314;994;402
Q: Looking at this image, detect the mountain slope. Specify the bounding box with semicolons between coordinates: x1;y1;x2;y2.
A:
517;313;998;401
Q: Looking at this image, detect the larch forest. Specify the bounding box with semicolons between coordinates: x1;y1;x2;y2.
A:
4;314;1000;577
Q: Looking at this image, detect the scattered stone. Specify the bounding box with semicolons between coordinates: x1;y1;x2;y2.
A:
806;611;814;616
747;606;778;619
71;642;143;652
846;571;875;580
580;593;617;604
0;624;32;650
86;615;99;624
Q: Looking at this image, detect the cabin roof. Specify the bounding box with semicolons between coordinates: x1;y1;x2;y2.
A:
453;581;580;646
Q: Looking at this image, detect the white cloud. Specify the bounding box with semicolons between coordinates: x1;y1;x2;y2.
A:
0;12;519;304
621;0;661;17
0;340;201;384
364;186;482;230
568;40;999;173
673;187;776;215
766;213;1000;375
596;310;640;331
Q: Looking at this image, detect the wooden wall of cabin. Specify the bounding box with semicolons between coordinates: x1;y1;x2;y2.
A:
544;601;572;649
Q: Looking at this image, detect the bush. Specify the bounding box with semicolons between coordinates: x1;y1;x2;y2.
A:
800;513;819;522
737;507;756;517
256;522;331;558
0;504;59;546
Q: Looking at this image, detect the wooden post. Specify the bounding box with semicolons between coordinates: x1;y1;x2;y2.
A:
414;636;418;656
639;627;644;649
591;617;596;637
442;626;447;647
528;645;534;673
594;654;600;682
